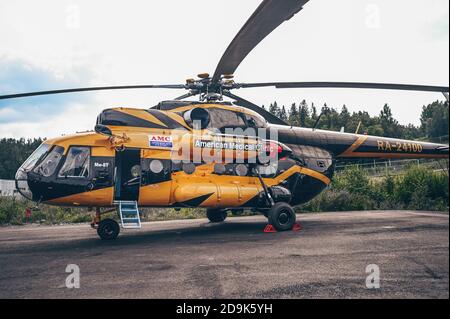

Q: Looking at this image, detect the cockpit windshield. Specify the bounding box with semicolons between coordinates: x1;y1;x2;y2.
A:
19;143;51;172
33;146;64;177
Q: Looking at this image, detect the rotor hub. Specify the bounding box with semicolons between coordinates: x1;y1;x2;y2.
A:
184;74;240;101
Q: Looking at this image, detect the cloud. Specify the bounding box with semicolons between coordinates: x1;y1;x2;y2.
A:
0;102;99;139
0;0;448;136
0;58;91;124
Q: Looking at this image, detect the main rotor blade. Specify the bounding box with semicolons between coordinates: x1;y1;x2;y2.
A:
212;0;309;82
173;91;199;101
0;84;186;100
222;91;288;126
239;82;450;93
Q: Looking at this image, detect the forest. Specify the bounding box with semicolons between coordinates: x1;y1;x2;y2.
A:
0;100;448;180
263;99;448;140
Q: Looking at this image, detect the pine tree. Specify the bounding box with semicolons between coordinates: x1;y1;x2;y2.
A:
380;103;400;137
269;101;280;117
311;103;317;120
298;100;310;127
340;105;350;129
279;105;288;121
288;103;299;126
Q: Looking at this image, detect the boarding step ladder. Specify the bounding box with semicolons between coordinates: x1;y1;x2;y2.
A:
117;201;141;229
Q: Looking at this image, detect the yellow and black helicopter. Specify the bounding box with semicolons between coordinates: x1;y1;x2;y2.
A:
2;0;449;239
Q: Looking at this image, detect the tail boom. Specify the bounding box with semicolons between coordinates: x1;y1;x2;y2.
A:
336;135;449;159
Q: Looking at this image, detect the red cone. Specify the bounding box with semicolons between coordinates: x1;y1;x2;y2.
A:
264;224;277;233
292;222;302;231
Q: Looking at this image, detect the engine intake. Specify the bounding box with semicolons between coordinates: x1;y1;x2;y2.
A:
183;108;210;130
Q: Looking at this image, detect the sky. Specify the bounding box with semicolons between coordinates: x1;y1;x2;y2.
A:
0;0;448;139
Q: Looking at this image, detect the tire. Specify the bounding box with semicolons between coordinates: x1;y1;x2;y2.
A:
268;202;296;232
97;218;120;240
206;209;228;223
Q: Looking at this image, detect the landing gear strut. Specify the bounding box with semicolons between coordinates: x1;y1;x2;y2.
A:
253;166;296;232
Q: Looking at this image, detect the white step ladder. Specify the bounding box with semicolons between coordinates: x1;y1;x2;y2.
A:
117;201;141;229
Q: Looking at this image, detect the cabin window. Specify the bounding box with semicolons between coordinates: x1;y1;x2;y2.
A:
33;146;64;177
59;146;91;178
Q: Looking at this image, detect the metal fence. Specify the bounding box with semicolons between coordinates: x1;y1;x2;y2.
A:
336;159;449;177
0;179;21;198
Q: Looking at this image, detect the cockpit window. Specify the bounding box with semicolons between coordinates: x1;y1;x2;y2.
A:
208;108;246;132
33;146;64;177
58;147;90;178
20;143;51;171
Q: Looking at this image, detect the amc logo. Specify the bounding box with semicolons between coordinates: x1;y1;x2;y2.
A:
149;135;173;148
150;135;172;142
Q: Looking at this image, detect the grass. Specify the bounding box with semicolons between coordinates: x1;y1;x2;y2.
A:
300;165;449;213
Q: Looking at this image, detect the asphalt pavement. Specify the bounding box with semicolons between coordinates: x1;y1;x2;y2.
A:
0;210;448;298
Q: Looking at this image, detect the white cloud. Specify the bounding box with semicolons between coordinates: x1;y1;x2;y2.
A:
0;107;19;118
0;102;100;138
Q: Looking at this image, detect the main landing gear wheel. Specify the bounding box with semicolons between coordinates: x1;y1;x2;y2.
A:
206;209;228;223
268;202;296;232
97;218;120;240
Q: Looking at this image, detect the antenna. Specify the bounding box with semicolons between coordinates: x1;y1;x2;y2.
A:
355;121;362;134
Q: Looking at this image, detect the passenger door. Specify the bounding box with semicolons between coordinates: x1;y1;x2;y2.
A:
114;148;141;201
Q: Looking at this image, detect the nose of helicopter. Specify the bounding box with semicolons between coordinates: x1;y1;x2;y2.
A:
15;167;33;200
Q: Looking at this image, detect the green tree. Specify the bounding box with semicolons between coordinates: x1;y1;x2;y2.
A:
298;100;310;127
279;105;288;121
420;100;449;140
339;105;351;130
311;103;318;120
0;138;44;179
379;104;401;137
288;103;299;126
269;102;280;117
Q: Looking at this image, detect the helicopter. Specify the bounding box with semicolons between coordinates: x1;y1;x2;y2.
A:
2;0;449;240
